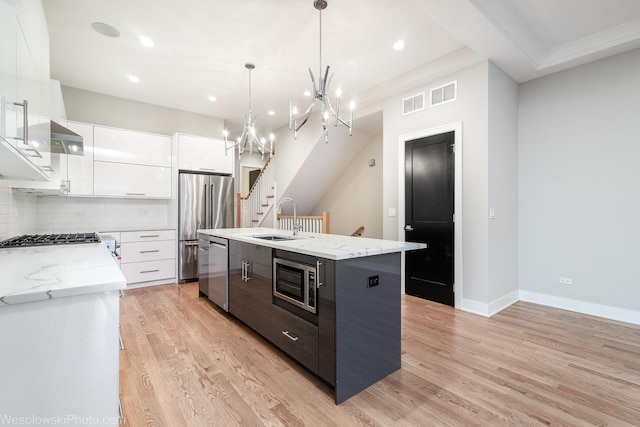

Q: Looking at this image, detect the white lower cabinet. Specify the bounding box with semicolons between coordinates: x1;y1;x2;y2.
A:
119;230;176;286
0;291;120;426
94;161;171;198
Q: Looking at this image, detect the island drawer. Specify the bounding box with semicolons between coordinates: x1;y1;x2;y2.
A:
263;305;319;374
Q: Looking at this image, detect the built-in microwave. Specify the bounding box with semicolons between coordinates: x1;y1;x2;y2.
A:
273;257;317;314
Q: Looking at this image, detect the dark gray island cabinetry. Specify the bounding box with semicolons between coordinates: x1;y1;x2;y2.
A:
226;239;401;404
201;228;424;404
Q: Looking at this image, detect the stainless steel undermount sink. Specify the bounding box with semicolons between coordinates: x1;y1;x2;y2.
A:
252;234;305;241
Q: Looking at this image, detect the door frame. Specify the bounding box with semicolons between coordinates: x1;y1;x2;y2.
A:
398;122;463;308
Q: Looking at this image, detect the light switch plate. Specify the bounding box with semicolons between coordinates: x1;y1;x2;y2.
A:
389;208;397;217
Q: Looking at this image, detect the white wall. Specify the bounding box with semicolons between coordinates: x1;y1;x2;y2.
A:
311;133;383;237
518;48;640;320
61;86;224;138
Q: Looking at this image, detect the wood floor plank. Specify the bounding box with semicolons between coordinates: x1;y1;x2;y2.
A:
119;283;640;426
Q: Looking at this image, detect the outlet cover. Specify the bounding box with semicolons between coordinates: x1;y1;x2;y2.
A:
558;277;573;285
367;275;379;288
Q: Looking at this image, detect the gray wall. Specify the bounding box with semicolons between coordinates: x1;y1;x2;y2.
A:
518;48;640;316
61;86;224;137
311;133;383;238
488;62;519;305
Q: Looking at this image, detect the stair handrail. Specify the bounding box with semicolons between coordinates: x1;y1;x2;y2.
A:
350;226;365;236
240;155;276;227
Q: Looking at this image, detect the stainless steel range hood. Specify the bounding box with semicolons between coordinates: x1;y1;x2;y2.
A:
48;121;84;155
21;121;84;155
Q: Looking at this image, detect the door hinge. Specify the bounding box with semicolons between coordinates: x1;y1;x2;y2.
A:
452;213;455;223
451;144;455;153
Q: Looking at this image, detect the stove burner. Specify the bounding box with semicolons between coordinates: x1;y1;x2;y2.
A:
0;233;101;248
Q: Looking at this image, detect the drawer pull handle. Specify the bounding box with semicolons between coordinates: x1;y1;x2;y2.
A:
126;193;146;196
119;290;125;298
140;234;160;238
140;269;160;274
282;330;299;342
139;250;160;253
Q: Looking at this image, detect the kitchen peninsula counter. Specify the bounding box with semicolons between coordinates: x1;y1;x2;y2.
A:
0;243;126;306
0;243;125;425
198;227;425;404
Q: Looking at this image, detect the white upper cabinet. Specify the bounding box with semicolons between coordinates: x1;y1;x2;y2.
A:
0;0;51;181
176;134;234;174
94;126;171;167
94;162;171;198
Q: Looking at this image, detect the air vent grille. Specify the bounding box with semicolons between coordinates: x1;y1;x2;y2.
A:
430;81;457;107
402;92;425;115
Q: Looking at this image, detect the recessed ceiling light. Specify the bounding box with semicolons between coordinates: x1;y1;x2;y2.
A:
303;90;311;97
139;36;154;47
208;95;217;102
128;75;140;83
393;40;405;51
268;110;275;116
91;22;120;38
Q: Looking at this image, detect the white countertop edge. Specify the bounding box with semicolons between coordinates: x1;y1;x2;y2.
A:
0;243;126;307
1;280;125;306
198;228;426;260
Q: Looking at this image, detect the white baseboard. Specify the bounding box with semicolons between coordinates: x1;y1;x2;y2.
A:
460;290;519;317
519;291;640;326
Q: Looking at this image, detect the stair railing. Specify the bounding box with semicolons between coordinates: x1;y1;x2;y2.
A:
240;156;276;227
277;211;330;234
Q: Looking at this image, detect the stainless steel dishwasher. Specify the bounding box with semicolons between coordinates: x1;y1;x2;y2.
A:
198;235;229;311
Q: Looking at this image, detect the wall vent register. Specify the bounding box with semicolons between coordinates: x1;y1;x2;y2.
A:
402;92;425;115
430;81;457;107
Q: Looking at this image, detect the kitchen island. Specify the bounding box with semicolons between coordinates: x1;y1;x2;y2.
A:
0;243;126;426
199;227;425;404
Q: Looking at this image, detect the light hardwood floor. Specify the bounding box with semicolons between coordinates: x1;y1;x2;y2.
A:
119;282;640;426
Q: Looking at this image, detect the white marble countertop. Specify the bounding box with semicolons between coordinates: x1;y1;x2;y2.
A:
0;243;126;307
198;227;426;260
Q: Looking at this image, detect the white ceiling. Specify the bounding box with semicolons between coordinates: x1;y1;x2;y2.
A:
43;0;640;133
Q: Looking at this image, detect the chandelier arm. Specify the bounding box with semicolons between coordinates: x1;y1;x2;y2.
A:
294;103;314;133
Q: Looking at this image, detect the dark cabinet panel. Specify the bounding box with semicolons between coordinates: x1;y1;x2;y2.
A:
262;304;319;374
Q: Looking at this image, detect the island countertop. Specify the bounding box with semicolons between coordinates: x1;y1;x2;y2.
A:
0;243;126;306
198;227;426;260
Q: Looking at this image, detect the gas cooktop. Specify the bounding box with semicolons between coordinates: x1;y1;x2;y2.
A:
0;233;101;248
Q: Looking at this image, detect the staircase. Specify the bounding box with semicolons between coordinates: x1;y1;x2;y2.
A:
241;156;276;227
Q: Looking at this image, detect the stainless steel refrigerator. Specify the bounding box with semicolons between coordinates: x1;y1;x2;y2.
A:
178;172;234;282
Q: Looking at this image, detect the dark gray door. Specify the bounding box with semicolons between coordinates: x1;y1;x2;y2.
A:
404;131;454;306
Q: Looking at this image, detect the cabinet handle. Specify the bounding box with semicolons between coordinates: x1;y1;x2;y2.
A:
242;261;251;282
199;167;217;172
317;261;324;287
141;234;160;238
22;146;43;159
282;330;299;342
140;269;160;273
139;250;160;253
126;192;146;196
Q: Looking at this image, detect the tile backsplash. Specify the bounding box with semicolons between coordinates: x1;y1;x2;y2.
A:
0;184;39;240
37;197;170;233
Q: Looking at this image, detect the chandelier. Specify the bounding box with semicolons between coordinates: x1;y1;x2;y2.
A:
224;63;274;160
289;0;354;143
